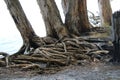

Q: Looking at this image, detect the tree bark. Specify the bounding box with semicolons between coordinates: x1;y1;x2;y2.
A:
1;0;111;68
37;0;68;39
62;0;91;36
4;0;37;54
98;0;112;26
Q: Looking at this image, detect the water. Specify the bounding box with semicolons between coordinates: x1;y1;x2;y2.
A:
0;35;23;55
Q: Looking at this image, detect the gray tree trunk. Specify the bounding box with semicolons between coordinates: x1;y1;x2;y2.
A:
4;0;37;54
37;0;68;39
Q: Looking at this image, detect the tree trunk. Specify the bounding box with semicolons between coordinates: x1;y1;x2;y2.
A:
112;11;120;62
4;0;38;54
62;0;91;36
1;0;112;68
37;0;68;39
98;0;112;27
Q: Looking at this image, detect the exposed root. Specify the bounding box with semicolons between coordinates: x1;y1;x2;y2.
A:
62;42;67;52
0;52;9;67
0;37;111;74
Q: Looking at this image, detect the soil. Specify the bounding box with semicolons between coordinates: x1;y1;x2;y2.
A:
0;62;120;80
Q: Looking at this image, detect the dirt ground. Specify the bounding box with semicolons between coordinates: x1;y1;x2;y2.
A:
0;62;120;80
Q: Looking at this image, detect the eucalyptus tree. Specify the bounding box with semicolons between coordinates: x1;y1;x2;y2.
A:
98;0;112;27
4;0;91;54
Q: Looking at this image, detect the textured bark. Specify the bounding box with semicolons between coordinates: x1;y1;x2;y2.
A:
1;0;112;70
62;0;91;36
112;11;120;61
37;0;68;39
4;0;37;54
98;0;112;26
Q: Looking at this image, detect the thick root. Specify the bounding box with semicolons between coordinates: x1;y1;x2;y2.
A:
1;37;111;74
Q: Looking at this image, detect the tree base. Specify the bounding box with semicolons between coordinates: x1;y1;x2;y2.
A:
0;36;112;74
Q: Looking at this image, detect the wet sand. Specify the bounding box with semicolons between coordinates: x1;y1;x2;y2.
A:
0;63;120;80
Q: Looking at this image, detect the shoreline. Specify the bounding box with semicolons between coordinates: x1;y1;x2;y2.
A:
0;63;120;80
